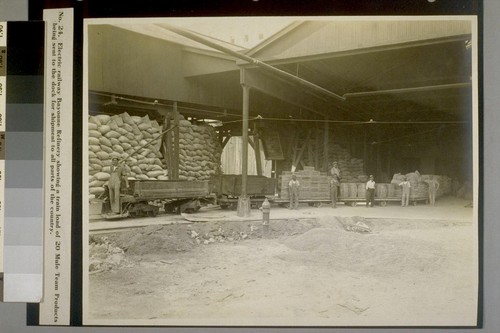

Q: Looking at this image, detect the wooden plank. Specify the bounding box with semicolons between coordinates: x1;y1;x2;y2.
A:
292;130;311;171
164;110;172;173
221;135;231;149
248;136;255;150
253;123;262;176
172;102;180;180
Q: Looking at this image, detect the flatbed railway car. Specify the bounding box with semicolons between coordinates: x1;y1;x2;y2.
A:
102;179;214;218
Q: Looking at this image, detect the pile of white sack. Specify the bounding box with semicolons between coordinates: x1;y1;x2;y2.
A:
88;113;166;198
178;117;222;181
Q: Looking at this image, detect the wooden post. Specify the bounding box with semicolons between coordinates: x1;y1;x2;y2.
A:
387;145;393;179
323;118;329;171
307;132;314;168
172;102;180;180
253;122;262;176
163;109;172;173
221;135;231;149
363;127;368;175
315;127;320;170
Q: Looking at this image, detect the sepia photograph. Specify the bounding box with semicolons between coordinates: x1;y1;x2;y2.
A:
82;16;479;326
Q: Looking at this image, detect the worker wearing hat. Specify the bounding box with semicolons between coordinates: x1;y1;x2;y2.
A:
365;175;376;207
288;174;301;210
108;156;129;214
329;162;341;207
329;162;341;208
330;161;341;180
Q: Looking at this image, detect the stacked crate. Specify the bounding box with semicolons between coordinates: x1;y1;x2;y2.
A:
280;167;330;200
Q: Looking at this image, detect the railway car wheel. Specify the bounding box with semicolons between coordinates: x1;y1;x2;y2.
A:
164;203;178;214
351;202;357;207
380;201;387;207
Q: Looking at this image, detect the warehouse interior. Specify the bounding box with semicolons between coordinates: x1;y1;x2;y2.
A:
87;19;475;207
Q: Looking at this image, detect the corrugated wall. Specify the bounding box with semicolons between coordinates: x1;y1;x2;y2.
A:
88;25;191;101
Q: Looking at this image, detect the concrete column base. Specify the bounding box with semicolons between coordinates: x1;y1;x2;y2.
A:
237;197;251;217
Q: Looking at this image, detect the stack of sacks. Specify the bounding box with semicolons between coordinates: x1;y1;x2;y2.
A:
178;117;222;181
88;113;167;198
338;158;366;183
310;143;366;183
391;172;453;199
327;144;351;162
391;172;425;198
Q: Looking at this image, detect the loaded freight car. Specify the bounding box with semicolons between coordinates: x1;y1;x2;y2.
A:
102;179;215;218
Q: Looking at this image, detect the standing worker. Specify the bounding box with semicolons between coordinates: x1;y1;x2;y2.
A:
288;174;300;210
330;171;340;208
398;176;411;207
426;178;440;206
366;175;376;208
330;161;342;199
108;157;129;214
330;161;341;182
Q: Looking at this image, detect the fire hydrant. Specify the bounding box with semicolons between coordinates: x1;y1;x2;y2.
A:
261;198;271;227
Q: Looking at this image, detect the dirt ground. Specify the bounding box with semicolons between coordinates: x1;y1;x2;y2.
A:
87;207;477;326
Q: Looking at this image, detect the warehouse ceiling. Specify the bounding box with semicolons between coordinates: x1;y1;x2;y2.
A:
272;37;472;122
92;19;474;133
168;20;474;128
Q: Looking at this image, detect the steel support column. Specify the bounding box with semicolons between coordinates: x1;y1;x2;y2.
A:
237;83;251;217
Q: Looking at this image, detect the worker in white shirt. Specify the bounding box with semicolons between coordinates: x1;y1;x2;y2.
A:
288;174;300;210
365;175;376;207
